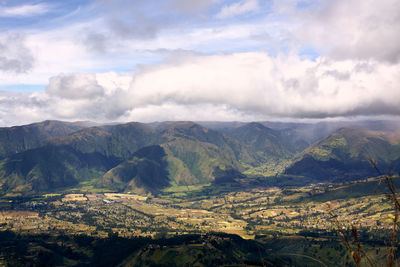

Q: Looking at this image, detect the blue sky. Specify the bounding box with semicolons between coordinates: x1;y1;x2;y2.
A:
0;0;399;126
0;0;277;88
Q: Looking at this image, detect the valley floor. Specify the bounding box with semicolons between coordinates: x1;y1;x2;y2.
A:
1;176;399;266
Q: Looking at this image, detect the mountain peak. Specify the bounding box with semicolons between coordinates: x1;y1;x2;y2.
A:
241;122;275;132
160;121;200;129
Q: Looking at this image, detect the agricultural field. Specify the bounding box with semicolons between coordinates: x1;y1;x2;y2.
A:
1;176;399;266
0;176;397;238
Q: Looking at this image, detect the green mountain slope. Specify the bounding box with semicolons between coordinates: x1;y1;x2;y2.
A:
47;122;158;159
0;120;88;158
103;122;256;190
285;127;400;181
103;145;170;194
0;121;257;195
221;122;294;159
157;122;256;185
4;120;400;195
0;145;120;196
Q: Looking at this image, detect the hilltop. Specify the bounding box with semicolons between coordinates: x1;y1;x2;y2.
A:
1;120;400;196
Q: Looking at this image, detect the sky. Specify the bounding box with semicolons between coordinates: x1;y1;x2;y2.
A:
0;0;399;126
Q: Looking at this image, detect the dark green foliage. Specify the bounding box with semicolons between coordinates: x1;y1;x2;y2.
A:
2;121;400;195
285;155;374;181
221;122;294;159
0;145;121;196
48;122;159;160
103;145;170;194
0;120;86;158
286;127;400;181
0;231;291;267
161;122;257;166
0;121;255;195
212;167;246;185
157;122;256;185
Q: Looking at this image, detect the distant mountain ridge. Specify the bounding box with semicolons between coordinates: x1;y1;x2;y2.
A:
0;121;255;196
0;120;90;158
1;120;400;196
285;127;400;181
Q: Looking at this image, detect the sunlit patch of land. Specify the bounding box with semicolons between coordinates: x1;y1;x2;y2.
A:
0;176;398;242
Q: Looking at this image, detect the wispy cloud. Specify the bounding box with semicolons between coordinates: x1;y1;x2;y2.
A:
0;34;34;73
0;3;50;17
274;0;400;63
216;0;259;19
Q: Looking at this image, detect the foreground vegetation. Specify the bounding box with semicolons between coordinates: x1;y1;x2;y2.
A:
2;229;374;266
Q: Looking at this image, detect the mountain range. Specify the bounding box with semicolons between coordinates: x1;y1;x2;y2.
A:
1;120;400;196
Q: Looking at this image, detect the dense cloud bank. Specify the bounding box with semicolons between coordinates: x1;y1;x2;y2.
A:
1;52;400;126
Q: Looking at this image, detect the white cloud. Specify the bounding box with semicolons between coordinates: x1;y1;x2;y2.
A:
0;34;34;73
127;52;400;118
275;0;400;63
1;52;400;126
123;103;260;122
46;73;105;99
0;16;268;86
216;0;259;19
0;4;50;17
91;0;219;43
1;0;399;126
0;90;50;126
